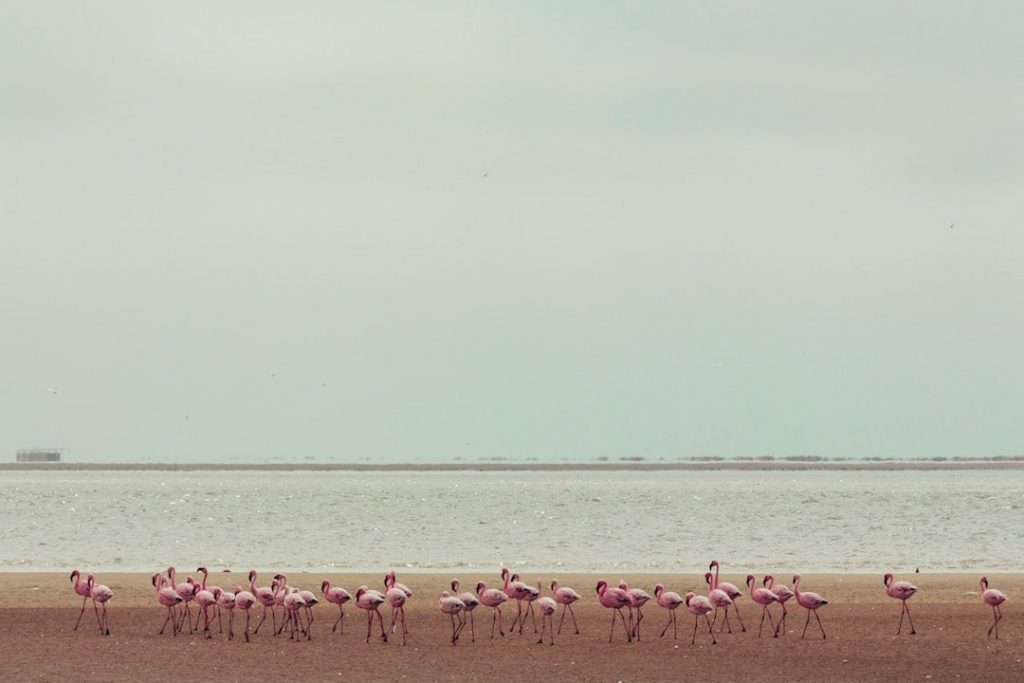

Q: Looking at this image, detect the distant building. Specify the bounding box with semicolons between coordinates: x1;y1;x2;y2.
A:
16;448;64;463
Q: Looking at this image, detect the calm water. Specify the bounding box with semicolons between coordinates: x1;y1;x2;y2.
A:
1;469;1020;573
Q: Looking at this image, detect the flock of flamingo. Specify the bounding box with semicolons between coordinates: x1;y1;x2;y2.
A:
68;561;1008;646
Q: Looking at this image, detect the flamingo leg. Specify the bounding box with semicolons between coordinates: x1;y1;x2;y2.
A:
733;602;746;632
706;613;717;644
92;599;103;632
228;610;234;641
905;602;916;635
814;609;826;639
159;605;174;635
244;610;251;643
469;610;475;642
673;610;678;639
74;596;88;631
801;609;811;639
691;614;699;644
569;604;580;634
333;606;343;633
636;606;644;640
527;602;537;633
103;603;110;635
619;608;632;642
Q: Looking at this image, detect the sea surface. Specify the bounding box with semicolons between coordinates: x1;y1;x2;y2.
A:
1;469;1020;573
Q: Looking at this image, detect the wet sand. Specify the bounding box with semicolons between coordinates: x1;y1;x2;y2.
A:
0;572;1019;681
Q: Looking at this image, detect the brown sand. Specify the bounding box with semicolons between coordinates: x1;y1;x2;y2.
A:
0;572;1020;682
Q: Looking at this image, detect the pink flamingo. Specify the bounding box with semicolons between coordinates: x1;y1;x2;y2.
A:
355;585;388;643
684;592;716;645
298;589;319;639
384;571;409;645
438;591;466;646
705;572;735;634
476;581;508;639
618;581;652;640
451;579;479;642
86;575;112;635
166;567;196;634
792;574;828;639
215;587;236;640
321;580;351;634
746;574;778;637
152;572;182;636
280;588;308;641
980;576;1007;638
535;583;558;646
233;584;256;642
512;572;540;633
248;570;277;635
764;574;794;636
709;560;746;632
194;585;217;639
502;567;537;634
550;579;582;635
596;580;632;643
884;572;918;635
69;569;93;631
384;570;413;598
195;567;221;631
654;584;684;639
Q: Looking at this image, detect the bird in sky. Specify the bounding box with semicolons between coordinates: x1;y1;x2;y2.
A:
47;388;62;395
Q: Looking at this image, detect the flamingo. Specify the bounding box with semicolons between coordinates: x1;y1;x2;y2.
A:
535;583;557;646
152;573;182;636
476;580;508;639
884;572;918;635
792;574;828;639
654;584;684;639
512;572;541;634
451;579;479;642
764;574;794;636
438;591;466;646
746;574;777;637
550;579;582;635
501;567;536;634
709;560;746;632
980;576;1007;639
69;569;93;631
321;580;351;634
166;567;196;634
215;587;237;640
86;575;112;636
194;585;217;639
384;569;413;598
298;588;319;639
596;580;632;643
233;585;257;642
280;588;308;641
355;585;388;643
195;567;221;631
684;592;716;645
705;572;735;634
249;570;277;635
618;581;652;641
384;571;409;645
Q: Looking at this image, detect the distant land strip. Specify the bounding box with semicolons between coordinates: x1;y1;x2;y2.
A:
3;461;1024;472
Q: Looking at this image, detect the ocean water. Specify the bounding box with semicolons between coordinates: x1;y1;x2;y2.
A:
0;469;1020;573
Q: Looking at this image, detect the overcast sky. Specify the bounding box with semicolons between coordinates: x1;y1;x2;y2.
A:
2;2;1022;462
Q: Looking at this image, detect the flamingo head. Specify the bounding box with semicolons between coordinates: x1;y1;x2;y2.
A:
618;581;628;591
211;587;222;599
747;574;756;588
883;572;893;586
475;581;486;595
355;586;366;599
654;583;664;597
197;566;208;576
980;576;988;590
321;580;330;592
451;579;459;592
86;574;95;588
709;559;720;570
550;580;557;591
763;574;774;587
500;566;509;580
69;569;79;582
704;572;713;585
792;574;801;585
595;580;607;594
684;591;696;605
248;569;256;581
511;573;520;582
151;573;160;587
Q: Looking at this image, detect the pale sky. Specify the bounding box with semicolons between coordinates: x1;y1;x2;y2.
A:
2;2;1022;462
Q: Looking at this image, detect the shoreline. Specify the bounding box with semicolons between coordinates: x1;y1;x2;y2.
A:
4;460;1024;472
2;571;1020;682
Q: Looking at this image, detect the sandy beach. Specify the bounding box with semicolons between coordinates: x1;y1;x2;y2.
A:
0;572;1019;682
